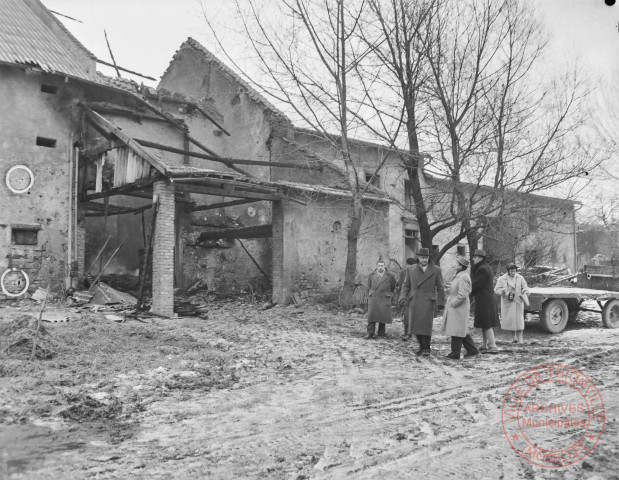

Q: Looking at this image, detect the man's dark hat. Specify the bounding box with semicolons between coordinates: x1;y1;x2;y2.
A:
417;248;430;257
507;262;518;270
473;249;487;257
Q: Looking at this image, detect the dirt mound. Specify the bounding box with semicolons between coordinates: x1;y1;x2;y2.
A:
0;315;57;359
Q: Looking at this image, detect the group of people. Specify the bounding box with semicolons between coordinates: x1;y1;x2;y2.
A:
364;248;530;360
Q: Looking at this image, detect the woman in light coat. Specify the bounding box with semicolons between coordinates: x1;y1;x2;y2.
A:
495;263;530;344
441;256;480;359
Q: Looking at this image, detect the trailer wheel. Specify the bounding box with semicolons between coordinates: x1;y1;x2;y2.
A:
540;299;569;334
602;299;619;329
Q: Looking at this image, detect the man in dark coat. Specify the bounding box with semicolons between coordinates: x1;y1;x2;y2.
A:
470;249;500;352
396;257;416;341
365;259;397;339
398;248;445;355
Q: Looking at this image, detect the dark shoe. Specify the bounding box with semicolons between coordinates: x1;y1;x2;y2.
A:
479;347;488;352
421;350;431;357
415;349;424;356
377;334;387;338
464;351;480;358
401;334;411;341
363;334;376;340
445;352;460;360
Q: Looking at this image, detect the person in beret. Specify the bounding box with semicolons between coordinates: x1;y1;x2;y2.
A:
470;249;500;353
495;263;530;344
398;248;445;356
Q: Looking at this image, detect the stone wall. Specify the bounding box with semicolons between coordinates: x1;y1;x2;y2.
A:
0;67;82;297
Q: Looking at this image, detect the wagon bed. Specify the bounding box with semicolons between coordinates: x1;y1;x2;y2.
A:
526;286;619;333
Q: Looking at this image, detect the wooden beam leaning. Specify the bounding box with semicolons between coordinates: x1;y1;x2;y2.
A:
134;139;322;171
187;198;258;213
124;92;252;177
81;105;168;175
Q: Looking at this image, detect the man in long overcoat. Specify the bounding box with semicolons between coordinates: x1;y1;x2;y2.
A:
398;248;445;355
365;259;397;339
441;256;480;359
470;249;500;352
396;257;416;341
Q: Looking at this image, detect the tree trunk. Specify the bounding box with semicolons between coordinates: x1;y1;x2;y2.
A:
406;115;432;248
341;194;363;308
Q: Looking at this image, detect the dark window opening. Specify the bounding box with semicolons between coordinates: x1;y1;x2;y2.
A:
12;228;38;245
404;229;417;238
36;136;56;148
457;245;466;256
41;84;58;94
365;173;380;188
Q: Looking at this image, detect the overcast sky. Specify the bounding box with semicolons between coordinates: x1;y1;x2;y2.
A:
42;0;619;86
42;0;619;201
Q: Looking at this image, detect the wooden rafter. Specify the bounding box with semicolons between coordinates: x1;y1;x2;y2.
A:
79;179;158;202
175;182;280;201
81;104;168;175
135;138;322;171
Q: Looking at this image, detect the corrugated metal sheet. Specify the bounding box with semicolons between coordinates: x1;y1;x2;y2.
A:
0;0;98;80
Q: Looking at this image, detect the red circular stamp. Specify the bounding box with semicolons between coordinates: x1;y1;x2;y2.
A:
501;364;605;468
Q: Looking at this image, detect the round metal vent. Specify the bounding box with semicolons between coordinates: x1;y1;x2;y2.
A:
6;165;34;193
1;268;30;297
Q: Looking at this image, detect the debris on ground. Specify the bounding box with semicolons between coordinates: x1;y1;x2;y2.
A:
0;315;57;359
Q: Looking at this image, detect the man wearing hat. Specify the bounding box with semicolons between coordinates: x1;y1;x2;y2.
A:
365;258;397;339
398;248;445;355
441;256;480;359
396;257;416;341
470;249;500;352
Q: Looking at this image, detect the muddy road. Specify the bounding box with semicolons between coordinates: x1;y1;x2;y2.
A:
1;301;618;479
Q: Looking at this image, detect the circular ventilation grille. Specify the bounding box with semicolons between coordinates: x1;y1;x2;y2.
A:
6;165;34;193
1;268;30;297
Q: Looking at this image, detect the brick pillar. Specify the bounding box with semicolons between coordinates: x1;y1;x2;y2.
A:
271;200;285;304
151;181;175;317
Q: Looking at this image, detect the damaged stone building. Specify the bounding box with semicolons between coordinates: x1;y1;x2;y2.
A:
0;0;577;315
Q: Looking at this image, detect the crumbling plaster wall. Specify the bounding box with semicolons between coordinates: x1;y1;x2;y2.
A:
0;67;83;296
155;46;280;291
277;196;390;302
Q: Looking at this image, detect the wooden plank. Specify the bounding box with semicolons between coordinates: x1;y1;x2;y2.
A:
196;225;272;241
135;138;323;171
175;182;280;201
187;198;258;212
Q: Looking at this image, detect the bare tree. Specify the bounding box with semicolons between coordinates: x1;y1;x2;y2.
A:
217;0;387;306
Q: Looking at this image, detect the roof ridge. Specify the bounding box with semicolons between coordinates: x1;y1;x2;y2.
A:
170;38;289;120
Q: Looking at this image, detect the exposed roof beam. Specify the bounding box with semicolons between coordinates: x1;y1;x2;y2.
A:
175;182;280;201
81;104;168;175
79;179;158;202
135;138;322;171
